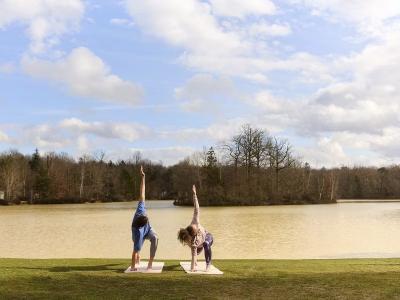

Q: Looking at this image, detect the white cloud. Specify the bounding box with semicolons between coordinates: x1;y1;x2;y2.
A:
4;118;151;154
60;118;150;142
249;28;400;166
0;130;9;142
297;130;400;168
254;89;400;137
110;18;134;27
329;129;400;162
209;0;276;18
0;62;15;73
22;47;144;105
270;52;335;83
125;0;334;84
3;119;197;165
175;74;236;112
253;91;294;114
125;1;287;82
295;0;400;23
248;21;292;38
291;0;400;36
23;124;68;149
127;146;196;166
369;128;400;159
251;23;400;130
298;137;350;167
306;36;400;135
76;135;89;153
125;0;247;57
0;0;84;53
160;117;250;143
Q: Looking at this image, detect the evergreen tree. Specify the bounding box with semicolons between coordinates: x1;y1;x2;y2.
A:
28;149;51;202
29;149;41;172
206;147;218;168
204;147;219;185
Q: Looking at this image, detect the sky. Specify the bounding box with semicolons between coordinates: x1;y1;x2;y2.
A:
1;0;400;167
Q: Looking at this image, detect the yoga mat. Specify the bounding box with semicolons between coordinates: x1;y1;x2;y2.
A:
180;261;223;275
124;261;164;274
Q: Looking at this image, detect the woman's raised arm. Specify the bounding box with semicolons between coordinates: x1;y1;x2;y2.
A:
191;184;200;225
139;166;145;202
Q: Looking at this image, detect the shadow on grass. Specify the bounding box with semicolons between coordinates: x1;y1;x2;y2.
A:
163;264;181;272
10;264;121;273
351;263;400;266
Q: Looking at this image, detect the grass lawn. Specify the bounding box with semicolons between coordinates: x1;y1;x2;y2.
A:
1;258;400;299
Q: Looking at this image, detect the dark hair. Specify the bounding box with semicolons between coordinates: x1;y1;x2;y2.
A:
186;225;196;237
177;228;191;245
133;215;148;228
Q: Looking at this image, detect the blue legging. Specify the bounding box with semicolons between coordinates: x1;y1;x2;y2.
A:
197;232;214;265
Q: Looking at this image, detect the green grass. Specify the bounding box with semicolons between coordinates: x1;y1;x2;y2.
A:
1;258;400;299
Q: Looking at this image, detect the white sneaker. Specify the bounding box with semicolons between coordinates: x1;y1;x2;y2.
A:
206;264;211;272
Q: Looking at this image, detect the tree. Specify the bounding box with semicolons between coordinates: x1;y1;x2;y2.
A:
0;151;23;202
237;124;257;179
29;149;41;172
103;161;116;201
28;149;51;202
268;137;295;193
204;147;219;187
206;147;217;168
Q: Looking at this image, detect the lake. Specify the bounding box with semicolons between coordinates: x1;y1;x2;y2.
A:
1;201;400;259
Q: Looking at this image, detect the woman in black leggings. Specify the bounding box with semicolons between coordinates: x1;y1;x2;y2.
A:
178;185;214;272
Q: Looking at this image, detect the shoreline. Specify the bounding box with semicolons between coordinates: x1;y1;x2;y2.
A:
1;198;337;206
6;198;400;207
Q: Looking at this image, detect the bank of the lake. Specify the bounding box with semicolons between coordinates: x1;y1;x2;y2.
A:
0;197;334;206
1;258;400;299
173;198;336;206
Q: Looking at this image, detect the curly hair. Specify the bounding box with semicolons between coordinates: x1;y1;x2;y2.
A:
177;228;191;245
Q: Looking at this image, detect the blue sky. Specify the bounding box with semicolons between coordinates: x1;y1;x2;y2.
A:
1;0;400;166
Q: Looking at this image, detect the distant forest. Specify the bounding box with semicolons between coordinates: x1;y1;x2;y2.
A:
0;124;398;206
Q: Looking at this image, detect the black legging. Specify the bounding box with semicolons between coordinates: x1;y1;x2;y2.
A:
196;232;214;265
203;233;214;265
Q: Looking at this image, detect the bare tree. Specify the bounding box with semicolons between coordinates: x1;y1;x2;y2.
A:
0;151;23;202
330;171;337;202
189;148;207;189
268;137;295;192
222;136;242;172
78;155;91;199
237;124;256;179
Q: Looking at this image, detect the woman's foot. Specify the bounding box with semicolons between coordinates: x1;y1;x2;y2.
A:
206;264;211;272
147;257;154;270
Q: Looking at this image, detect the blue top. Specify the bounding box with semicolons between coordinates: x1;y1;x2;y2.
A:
132;201;151;252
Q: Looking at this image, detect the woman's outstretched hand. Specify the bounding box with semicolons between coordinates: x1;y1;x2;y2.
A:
192;184;197;195
140;165;145;177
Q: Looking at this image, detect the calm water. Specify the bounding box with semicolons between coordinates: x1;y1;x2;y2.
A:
1;201;400;259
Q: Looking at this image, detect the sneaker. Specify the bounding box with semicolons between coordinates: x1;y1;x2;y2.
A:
206;264;211;272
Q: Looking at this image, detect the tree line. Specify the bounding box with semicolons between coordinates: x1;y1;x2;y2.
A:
0;125;398;206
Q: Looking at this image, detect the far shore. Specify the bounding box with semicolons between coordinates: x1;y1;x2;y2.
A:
4;198;400;207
